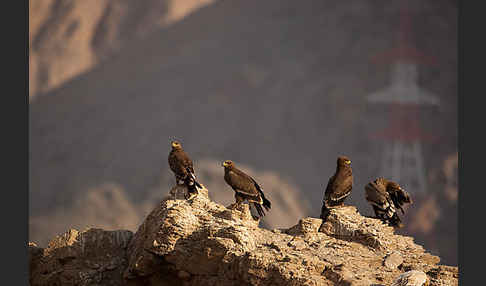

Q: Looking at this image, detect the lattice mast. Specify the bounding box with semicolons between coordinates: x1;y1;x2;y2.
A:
367;1;439;195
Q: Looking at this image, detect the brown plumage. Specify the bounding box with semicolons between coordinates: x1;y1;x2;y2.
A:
320;156;353;219
168;140;201;199
365;177;412;228
222;160;271;218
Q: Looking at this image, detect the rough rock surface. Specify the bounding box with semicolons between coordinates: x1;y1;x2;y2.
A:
29;186;458;285
29;229;133;286
391;270;428;286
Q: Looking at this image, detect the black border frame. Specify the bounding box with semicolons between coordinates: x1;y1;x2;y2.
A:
5;0;28;284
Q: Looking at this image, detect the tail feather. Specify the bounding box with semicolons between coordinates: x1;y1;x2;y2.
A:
262;196;271;211
183;177;200;198
252;179;271;212
185;167;202;189
389;213;403;228
184;178;198;195
372;201;405;227
320;201;330;220
254;202;266;218
397;189;412;204
391;189;412;215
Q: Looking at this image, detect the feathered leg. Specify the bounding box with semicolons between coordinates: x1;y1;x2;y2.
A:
228;193;244;210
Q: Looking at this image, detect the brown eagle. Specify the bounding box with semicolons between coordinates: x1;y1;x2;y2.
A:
222;160;271;218
365;177;412;228
168;140;201;199
320;156;353;219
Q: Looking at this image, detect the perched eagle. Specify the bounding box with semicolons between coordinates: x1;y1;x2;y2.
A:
168;140;201;199
222;160;271;218
365;177;413;228
320;156;353;219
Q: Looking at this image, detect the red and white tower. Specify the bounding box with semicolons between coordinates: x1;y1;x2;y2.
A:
367;1;440;195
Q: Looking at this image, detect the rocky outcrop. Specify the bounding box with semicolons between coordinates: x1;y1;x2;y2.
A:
29;229;133;286
29;160;310;247
29;185;458;285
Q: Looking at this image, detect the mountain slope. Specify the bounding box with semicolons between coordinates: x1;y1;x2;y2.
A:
29;0;457;264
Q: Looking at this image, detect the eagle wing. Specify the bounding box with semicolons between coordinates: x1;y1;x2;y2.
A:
328;172;353;202
389;187;412;214
250;177;265;196
224;167;271;216
324;176;335;200
226;168;260;197
365;180;389;205
168;150;194;179
366;179;397;219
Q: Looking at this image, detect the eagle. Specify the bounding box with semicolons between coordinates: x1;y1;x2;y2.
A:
320;156;353;219
222;160;271;218
365;177;413;228
168;140;201;199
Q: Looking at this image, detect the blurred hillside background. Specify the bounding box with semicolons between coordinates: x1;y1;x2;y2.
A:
29;0;457;265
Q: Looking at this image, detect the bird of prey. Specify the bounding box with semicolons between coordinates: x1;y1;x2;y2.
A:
222;160;271;218
168;140;201;199
320;156;353;219
365;177;413;228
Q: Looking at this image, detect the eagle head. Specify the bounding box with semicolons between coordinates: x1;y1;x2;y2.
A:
387;181;402;191
337;156;351;166
171;140;182;149
222;160;234;168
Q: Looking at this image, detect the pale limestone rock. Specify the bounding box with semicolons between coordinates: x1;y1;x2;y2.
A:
385;251;404;269
30;185;458;286
392;270;428;286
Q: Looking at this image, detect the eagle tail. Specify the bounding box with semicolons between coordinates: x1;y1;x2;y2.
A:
397;189;412;204
184;178;198;196
186;183;198;196
389;213;403;228
262;196;271;211
183;177;200;199
252;178;271;211
320;201;330;220
185;167;202;189
391;189;412;215
254;202;266;218
193;179;202;189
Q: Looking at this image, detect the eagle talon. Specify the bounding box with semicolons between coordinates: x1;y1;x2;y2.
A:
227;203;239;210
186;191;198;201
